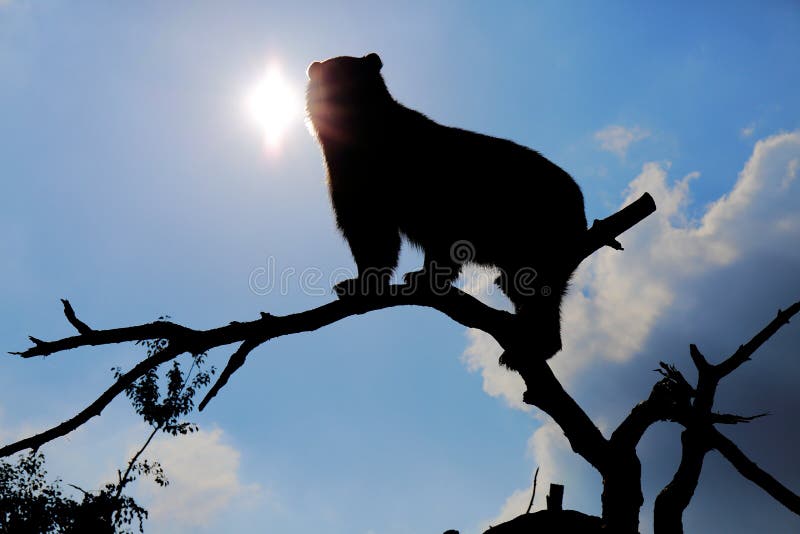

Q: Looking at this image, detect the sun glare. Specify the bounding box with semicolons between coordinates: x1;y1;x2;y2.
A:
246;64;301;152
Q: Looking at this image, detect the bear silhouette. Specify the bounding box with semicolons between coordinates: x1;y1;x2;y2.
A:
306;53;586;365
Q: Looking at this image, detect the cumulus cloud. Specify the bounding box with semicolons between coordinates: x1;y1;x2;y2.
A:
134;427;264;529
483;486;531;529
594;125;651;158
469;131;800;527
465;130;800;401
481;416;604;529
555;130;800;379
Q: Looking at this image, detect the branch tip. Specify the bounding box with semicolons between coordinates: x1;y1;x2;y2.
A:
61;299;93;334
199;339;261;412
712;412;770;425
689;344;710;370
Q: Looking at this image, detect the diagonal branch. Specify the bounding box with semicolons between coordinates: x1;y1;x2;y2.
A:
714;301;800;378
198;338;265;411
711;427;800;515
520;357;610;471
576;192;655;264
0;343;184;458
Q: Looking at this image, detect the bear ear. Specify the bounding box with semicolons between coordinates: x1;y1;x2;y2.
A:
363;53;382;71
307;61;322;80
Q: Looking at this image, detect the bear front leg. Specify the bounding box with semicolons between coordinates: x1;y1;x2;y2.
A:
334;224;401;298
499;268;567;367
402;252;460;295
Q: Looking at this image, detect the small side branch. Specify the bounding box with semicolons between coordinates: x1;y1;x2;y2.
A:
61;299;93;334
577;192;656;264
526;467;540;514
715;302;800;378
198;338;264;411
711;412;769;425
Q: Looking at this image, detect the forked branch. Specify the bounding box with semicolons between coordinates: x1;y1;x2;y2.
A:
652;299;800;533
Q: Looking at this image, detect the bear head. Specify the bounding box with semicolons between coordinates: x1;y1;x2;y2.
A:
306;53;388;142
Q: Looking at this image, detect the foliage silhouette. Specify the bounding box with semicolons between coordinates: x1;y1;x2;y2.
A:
1;331;214;533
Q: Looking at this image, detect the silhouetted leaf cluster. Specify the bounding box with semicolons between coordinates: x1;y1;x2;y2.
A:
2;319;216;533
0;451;146;533
115;333;215;436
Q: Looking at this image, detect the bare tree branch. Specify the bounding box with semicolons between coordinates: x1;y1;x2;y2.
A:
711;427;800;515
116;426;160;498
715;302;800;378
527;466;540;514
654;428;711;534
711;412;769;425
60;298;93;335
575;192;656;263
519;358;610;471
653;300;800;533
0;343;183;457
688;344;710;372
198;338;264;411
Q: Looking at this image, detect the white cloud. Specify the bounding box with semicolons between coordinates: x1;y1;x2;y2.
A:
741;124;755;138
472;131;800;527
481;417;603;529
555;130;800;379
464;130;800;404
134;427;264;529
594;125;651;158
482;486;530;529
461;328;527;410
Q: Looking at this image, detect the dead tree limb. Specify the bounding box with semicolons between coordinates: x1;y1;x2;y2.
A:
652;301;800;534
711;427;800;515
3;193;655;461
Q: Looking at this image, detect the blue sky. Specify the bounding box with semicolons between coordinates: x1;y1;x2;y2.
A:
1;1;799;533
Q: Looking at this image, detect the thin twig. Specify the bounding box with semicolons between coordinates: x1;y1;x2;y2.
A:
715;302;800;378
199;338;264;411
527;466;540;514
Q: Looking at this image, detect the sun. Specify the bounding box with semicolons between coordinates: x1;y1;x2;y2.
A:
246;64;301;151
